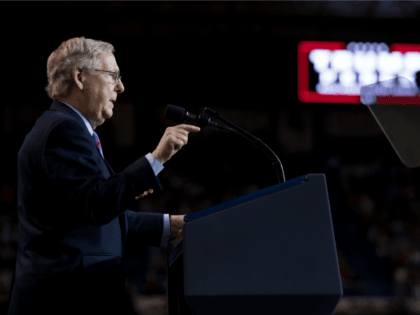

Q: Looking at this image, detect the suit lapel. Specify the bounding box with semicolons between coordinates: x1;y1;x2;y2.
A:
103;158;115;175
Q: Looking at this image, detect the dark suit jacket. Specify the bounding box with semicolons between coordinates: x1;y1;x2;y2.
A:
8;100;165;315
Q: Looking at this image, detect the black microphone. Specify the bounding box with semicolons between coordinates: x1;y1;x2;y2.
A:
164;105;236;133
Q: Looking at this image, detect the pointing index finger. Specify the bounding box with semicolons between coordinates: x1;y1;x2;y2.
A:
176;124;201;132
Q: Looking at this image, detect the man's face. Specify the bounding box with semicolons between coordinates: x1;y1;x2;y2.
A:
82;51;124;129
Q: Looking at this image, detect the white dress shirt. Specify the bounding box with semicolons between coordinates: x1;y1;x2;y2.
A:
60;101;171;247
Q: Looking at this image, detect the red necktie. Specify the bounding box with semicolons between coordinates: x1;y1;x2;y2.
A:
92;131;104;159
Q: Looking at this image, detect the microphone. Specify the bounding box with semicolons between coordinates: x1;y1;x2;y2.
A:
164;105;236;133
164;104;197;123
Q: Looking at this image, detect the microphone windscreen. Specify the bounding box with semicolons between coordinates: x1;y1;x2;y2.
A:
164;105;186;123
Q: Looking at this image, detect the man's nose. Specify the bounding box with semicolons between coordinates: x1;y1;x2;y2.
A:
116;80;124;93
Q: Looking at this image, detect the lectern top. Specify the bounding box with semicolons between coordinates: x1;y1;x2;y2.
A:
184;175;307;223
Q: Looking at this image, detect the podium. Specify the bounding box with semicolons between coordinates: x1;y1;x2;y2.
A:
167;174;343;315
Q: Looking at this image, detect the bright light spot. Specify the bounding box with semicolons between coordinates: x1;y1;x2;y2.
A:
377;51;403;74
403;52;420;73
339;70;356;87
379;73;396;86
359;72;377;85
390;51;404;73
331;50;353;71
309;49;330;73
319;69;337;85
354;51;376;73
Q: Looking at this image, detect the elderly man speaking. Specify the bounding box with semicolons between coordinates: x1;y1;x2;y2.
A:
8;37;200;315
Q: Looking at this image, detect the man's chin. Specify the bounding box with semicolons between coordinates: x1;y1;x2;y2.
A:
91;116;108;129
100;112;113;122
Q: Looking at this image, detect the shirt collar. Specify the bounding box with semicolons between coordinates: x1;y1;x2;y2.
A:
60;101;94;136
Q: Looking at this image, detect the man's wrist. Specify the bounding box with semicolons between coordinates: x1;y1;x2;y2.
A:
151;151;165;165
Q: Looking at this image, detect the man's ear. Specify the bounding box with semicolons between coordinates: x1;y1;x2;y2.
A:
72;67;84;91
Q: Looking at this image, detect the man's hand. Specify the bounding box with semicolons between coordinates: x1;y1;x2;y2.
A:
152;124;200;165
169;215;185;249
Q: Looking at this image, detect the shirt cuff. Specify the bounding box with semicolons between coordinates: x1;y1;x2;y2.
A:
159;214;171;247
146;152;164;176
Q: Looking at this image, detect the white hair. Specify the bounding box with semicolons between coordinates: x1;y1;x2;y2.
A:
45;36;115;100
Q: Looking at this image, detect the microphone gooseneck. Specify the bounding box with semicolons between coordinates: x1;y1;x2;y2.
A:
164;104;286;183
204;107;286;184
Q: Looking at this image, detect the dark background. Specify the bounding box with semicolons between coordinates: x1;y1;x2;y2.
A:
2;1;420;314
